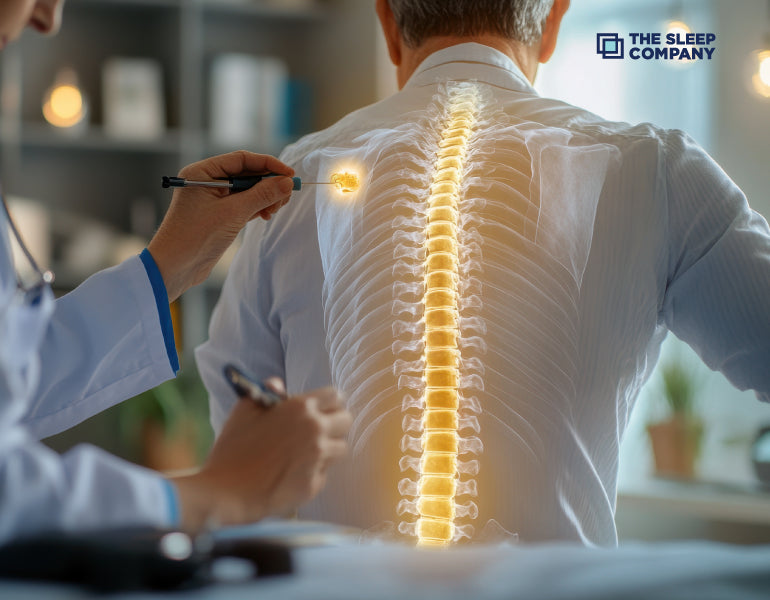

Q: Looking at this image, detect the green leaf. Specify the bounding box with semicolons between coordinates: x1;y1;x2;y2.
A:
659;357;700;418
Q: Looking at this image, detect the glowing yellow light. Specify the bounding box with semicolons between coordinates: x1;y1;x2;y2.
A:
51;86;81;119
760;54;770;86
43;84;86;128
663;20;695;67
748;49;770;99
665;20;691;38
330;171;360;193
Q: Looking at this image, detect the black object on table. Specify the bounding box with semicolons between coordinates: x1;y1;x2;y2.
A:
0;527;293;592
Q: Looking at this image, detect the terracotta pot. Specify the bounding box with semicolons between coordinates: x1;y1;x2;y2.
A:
646;416;703;479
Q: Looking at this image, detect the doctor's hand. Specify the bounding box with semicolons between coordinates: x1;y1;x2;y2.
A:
170;382;351;531
147;151;295;302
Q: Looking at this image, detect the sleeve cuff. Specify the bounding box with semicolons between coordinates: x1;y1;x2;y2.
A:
161;479;181;527
139;248;180;374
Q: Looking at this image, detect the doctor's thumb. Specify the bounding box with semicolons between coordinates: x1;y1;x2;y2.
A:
240;176;294;220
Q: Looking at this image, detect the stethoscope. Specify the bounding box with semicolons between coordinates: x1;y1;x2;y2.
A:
0;185;54;303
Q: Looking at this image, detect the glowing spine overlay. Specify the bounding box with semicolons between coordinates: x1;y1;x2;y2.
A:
398;83;481;547
306;76;618;544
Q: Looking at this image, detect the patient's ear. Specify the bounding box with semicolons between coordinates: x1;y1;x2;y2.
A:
539;0;570;64
376;0;402;67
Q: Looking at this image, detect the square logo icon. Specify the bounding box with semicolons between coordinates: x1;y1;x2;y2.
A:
596;33;624;59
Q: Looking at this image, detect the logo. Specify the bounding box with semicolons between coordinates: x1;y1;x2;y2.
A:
596;33;624;59
596;32;717;62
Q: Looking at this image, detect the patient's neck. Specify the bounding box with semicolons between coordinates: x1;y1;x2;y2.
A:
397;35;539;88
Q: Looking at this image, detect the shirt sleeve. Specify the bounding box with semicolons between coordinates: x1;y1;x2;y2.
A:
0;429;177;543
195;220;286;434
661;130;770;403
22;254;178;439
0;236;180;542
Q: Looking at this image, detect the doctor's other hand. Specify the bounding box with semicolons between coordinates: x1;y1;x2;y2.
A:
170;382;351;531
147;151;295;302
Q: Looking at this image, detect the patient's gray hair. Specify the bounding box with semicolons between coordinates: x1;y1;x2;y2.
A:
387;0;555;47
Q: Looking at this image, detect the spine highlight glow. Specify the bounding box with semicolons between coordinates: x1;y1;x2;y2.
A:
403;84;480;547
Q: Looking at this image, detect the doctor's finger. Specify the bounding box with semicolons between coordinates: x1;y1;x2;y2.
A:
262;376;286;396
320;438;348;462
253;195;289;222
321;410;353;439
197;151;294;179
235;176;294;220
310;387;346;413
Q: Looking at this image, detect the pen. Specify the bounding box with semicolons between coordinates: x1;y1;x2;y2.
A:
223;364;285;408
162;174;337;193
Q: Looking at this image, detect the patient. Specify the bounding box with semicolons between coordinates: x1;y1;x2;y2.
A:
197;0;770;546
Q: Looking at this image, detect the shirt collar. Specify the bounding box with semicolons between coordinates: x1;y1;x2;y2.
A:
404;42;537;94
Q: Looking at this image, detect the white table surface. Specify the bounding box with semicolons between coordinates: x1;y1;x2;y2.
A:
2;521;770;600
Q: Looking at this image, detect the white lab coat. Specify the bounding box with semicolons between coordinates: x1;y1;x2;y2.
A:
0;215;177;543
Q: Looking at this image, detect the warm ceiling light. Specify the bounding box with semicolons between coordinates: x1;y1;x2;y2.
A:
664;20;694;67
747;3;770;99
45;86;83;123
744;47;770;100
665;19;691;38
749;49;770;99
42;68;88;129
760;52;770;86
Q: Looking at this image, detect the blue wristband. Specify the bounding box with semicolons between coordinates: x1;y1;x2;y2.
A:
161;479;181;527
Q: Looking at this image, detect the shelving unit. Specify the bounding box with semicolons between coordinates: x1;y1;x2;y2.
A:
0;0;380;347
0;0;383;461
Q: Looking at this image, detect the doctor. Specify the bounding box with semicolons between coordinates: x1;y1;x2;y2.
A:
0;0;351;543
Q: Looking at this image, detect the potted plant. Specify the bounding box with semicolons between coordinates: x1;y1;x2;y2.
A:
119;371;213;473
646;356;704;480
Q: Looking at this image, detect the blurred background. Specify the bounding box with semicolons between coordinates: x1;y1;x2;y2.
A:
1;0;769;545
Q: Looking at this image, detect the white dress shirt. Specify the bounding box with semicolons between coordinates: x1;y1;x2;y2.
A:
197;43;770;546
